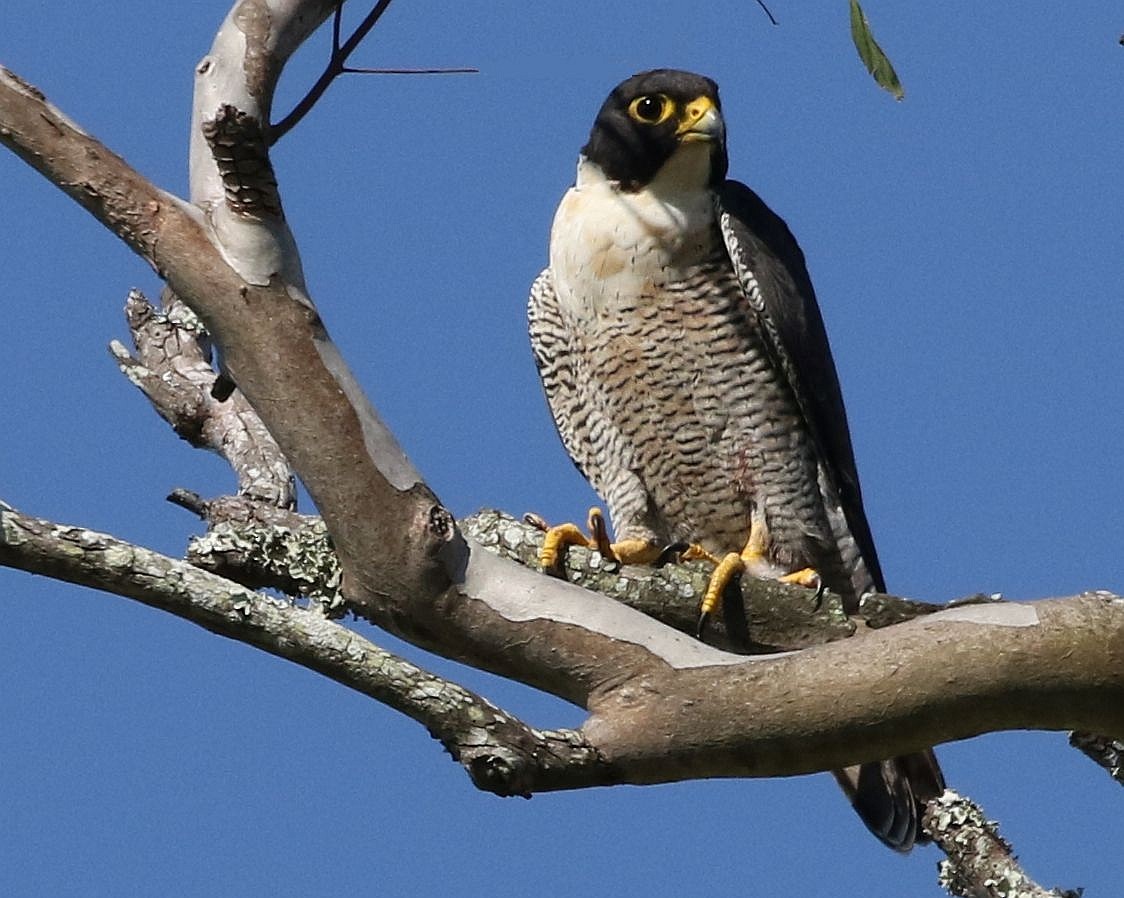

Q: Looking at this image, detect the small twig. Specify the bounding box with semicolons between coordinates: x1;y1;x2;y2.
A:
753;0;779;26
341;66;479;75
269;0;477;143
333;0;395;63
168;488;209;518
271;0;395;143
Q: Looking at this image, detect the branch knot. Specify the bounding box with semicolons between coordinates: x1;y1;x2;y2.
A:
427;503;456;544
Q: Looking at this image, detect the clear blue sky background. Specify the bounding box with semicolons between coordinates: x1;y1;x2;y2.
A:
2;2;1121;896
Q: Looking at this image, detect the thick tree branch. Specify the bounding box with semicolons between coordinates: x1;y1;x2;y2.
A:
138;500;1124;795
5;489;1124;784
0;500;609;796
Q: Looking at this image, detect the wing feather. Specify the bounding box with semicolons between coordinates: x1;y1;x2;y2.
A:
527;268;600;489
716;180;885;593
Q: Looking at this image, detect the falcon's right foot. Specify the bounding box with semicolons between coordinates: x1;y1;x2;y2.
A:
695;521;822;637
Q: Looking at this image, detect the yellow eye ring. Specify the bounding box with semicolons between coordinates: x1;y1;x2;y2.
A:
628;94;675;125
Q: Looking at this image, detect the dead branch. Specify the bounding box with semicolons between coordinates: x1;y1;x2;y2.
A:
924;791;1081;898
110;287;295;507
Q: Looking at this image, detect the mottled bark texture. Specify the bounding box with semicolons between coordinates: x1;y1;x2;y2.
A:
0;502;609;798
1069;732;1124;786
1;4;1120;896
924;791;1081;898
111;287;296;508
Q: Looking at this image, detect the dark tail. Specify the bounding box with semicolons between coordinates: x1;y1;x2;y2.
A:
832;749;945;851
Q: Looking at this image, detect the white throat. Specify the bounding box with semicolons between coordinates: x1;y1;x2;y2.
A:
550;153;719;319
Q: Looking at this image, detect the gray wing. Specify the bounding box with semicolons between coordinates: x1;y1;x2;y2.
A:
527;268;603;492
717;184;946;852
715;180;885;594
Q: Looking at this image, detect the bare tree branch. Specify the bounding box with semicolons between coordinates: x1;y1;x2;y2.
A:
924;791;1082;898
110;288;296;508
0;499;610;796
5;482;1124;789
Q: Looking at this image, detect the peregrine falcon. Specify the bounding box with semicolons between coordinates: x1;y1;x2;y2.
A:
528;69;944;850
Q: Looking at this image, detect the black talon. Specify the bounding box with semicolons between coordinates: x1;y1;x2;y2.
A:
210;371;237;401
695;609;710;640
523;512;549;532
655;541;690;567
810;575;827;611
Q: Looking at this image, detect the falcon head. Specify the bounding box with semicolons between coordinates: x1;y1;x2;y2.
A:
581;69;728;192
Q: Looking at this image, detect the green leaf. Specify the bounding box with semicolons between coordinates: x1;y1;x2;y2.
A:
849;0;904;100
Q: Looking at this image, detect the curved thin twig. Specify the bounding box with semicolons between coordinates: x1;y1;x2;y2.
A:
271;0;477;143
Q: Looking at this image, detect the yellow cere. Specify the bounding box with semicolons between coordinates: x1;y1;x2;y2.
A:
675;95;716;136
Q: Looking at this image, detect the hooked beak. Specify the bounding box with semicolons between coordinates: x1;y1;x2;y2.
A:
676;95;724;143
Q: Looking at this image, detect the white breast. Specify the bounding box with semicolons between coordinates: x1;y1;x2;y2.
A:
548;151;717;321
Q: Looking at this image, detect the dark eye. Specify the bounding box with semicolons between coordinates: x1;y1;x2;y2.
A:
635;96;664;121
629;94;672;125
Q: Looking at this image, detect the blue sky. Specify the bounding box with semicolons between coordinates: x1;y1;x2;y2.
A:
2;2;1121;895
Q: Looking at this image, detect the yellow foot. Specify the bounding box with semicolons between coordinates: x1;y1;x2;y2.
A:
538;521;591;573
533;507;665;574
695;522;822;638
779;567;821;591
680;544;721;564
697;552;746;637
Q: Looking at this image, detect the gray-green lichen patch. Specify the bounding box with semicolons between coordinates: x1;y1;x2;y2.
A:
187;517;342;609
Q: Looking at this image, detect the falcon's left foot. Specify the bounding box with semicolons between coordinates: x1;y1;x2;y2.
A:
534;507;665;573
695;522;822;637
